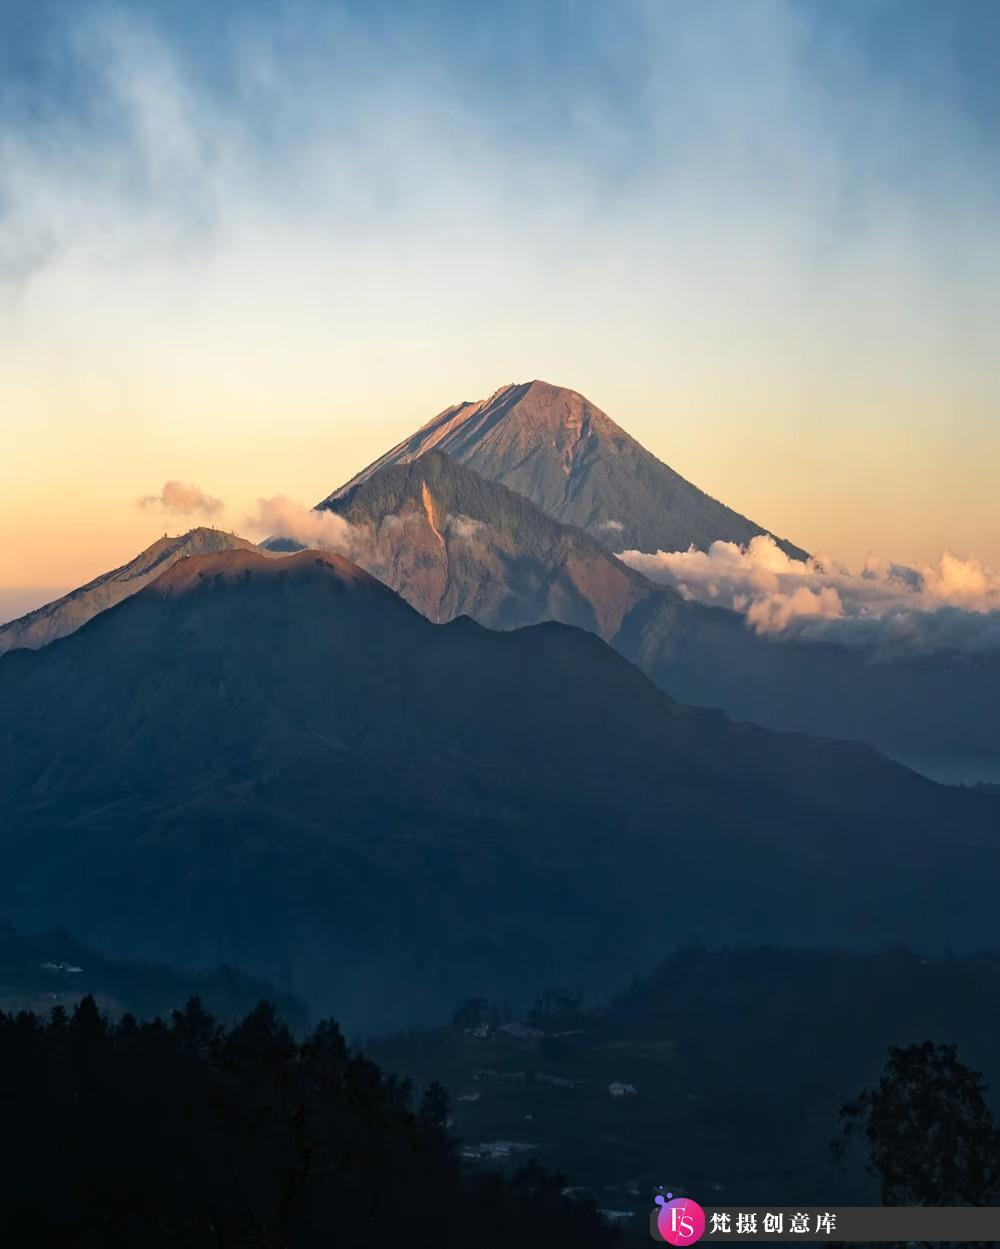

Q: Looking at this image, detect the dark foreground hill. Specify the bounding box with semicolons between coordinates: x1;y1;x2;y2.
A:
1;547;999;1030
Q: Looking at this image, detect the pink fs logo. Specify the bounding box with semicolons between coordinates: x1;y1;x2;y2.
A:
655;1193;706;1245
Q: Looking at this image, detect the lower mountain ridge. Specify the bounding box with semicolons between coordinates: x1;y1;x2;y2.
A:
0;920;306;1027
1;547;998;1031
321;452;1000;774
0;527;260;654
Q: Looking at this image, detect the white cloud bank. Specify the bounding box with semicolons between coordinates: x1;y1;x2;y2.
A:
619;536;1000;656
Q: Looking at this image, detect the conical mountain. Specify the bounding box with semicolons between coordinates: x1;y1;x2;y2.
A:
0;528;262;655
327;380;807;559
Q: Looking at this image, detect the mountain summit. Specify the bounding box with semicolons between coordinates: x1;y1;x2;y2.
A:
0;527;261;655
327;380;807;559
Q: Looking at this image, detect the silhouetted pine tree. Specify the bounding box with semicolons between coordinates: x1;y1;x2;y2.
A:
0;995;618;1248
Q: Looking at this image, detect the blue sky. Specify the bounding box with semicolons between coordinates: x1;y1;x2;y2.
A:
3;1;997;141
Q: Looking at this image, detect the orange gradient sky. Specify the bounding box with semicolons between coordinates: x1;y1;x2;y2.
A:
1;2;998;617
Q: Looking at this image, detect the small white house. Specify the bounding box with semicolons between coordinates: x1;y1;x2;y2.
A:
608;1081;638;1098
498;1021;544;1040
478;1140;537;1160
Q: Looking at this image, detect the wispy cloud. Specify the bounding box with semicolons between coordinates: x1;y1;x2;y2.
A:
244;494;488;558
2;3;997;392
139;480;224;516
243;497;362;556
445;514;486;542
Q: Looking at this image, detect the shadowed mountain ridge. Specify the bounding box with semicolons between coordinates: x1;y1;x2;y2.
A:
2;547;999;1030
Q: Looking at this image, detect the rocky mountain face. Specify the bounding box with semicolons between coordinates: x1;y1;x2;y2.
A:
1;547;997;1031
319;452;1000;773
0;528;260;654
327;380;807;560
324;451;657;634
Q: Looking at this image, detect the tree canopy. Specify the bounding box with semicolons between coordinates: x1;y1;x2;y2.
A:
0;995;618;1248
836;1041;1000;1206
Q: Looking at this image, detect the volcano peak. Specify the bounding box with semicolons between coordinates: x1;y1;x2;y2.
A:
325;382;806;560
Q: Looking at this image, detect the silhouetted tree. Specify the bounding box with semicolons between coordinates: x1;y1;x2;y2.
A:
527;986;584;1029
836;1041;1000;1205
0;994;618;1248
451;996;490;1030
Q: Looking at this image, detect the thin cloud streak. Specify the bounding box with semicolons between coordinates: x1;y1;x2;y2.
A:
139;480;224;517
